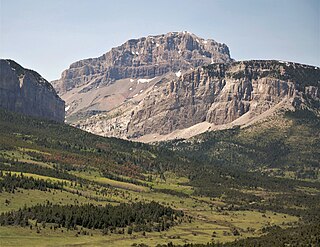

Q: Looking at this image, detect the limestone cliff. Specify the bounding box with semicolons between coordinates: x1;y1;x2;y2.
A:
0;59;65;122
50;31;319;142
52;31;232;95
75;60;319;141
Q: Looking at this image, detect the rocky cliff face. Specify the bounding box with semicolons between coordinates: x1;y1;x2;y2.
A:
0;59;65;122
75;60;319;141
51;32;319;142
52;31;232;95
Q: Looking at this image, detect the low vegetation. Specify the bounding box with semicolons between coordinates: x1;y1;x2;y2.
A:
0;108;319;246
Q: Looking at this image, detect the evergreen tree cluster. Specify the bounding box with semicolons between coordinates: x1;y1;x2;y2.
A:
101;171;149;187
0;201;183;232
0;158;81;182
0;172;62;193
0;108;186;180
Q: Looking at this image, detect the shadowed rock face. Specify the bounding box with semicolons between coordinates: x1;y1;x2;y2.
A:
0;59;65;122
52;32;232;94
75;60;320;140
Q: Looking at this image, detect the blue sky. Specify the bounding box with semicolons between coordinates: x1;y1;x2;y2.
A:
0;0;319;81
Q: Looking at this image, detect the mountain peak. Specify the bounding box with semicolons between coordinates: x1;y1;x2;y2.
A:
121;31;225;55
145;31;200;38
52;32;232;94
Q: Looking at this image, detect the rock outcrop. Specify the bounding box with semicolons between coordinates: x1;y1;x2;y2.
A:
0;59;65;122
52;31;232;95
51;31;319;142
75;60;320;141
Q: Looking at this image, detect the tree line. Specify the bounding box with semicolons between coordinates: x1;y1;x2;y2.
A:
0;171;63;193
0;201;184;232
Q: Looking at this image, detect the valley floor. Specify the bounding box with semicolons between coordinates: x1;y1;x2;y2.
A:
0;160;298;247
0;109;319;247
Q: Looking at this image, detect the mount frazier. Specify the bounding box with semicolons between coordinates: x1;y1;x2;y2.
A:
52;32;320;142
52;31;232;94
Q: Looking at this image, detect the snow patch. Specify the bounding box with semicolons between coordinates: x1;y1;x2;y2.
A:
130;79;134;82
139;89;144;93
136;51;139;55
178;50;181;54
65;106;70;112
156;43;160;47
129;87;133;91
196;38;199;43
137;77;155;84
175;70;182;77
133;94;138;97
203;40;208;44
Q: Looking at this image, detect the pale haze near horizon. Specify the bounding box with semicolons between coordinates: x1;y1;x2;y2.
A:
0;0;319;81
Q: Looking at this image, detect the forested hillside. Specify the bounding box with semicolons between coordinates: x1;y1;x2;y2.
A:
0;108;319;246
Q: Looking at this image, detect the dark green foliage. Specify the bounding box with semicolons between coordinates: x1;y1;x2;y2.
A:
0;158;80;182
161;109;320;181
0;100;320;245
284;108;320;122
159;109;320;225
0;172;63;192
101;171;149;187
0;201;183;231
0;108;187;179
153;188;189;198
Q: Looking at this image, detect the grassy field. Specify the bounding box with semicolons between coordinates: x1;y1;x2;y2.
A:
0;109;318;247
0;189;98;213
0;210;298;247
0;168;299;247
2;171;72;185
150;172;194;195
71;170;150;192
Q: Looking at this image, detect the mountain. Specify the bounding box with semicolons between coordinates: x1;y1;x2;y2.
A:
52;31;232;94
52;32;319;142
73;60;320;142
0;59;65;122
0;45;319;246
51;32;232;121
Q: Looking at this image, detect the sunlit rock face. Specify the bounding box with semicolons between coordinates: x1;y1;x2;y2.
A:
52;31;232;95
50;31;319;141
75;60;319;140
